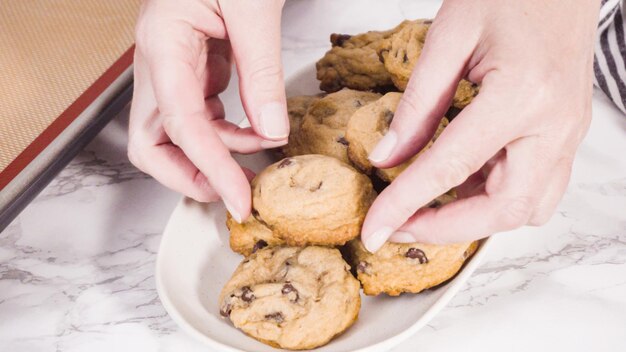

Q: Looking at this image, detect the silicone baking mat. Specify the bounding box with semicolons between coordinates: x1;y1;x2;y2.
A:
0;0;141;188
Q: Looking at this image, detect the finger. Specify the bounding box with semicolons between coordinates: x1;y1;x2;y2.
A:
129;54;226;204
369;14;480;167
361;91;518;252
202;39;233;97
455;149;505;198
203;97;286;152
392;137;544;244
528;155;574;225
133;143;220;203
220;0;289;140
145;23;251;222
211;119;287;153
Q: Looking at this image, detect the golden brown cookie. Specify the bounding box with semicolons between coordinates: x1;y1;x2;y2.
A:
316;19;478;108
344;195;479;296
379;20;479;109
219;246;361;350
345;92;448;182
316;20;415;92
283;89;381;164
226;213;285;257
251;155;376;247
282;95;322;157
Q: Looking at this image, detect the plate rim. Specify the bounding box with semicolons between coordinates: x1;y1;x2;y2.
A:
156;197;493;352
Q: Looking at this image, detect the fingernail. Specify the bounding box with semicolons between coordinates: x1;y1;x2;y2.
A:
223;200;242;223
363;227;393;253
369;130;397;163
389;231;416;243
259;102;289;139
260;138;287;149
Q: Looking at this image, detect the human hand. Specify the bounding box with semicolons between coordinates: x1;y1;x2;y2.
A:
361;0;600;251
128;0;287;222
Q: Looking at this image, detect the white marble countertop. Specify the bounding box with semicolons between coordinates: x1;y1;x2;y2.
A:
1;0;625;351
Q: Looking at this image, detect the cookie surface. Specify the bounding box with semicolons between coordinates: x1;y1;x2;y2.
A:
252;155;376;246
345;195;478;296
282;95;322;157
226;213;284;257
219;246;361;350
380;20;478;108
284;89;381;164
316;20;413;92
345;92;448;182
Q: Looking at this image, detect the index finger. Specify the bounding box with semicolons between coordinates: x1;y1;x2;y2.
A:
361;86;516;252
146;25;251;221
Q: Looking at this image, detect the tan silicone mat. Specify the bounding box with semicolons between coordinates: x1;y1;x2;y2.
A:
0;0;140;179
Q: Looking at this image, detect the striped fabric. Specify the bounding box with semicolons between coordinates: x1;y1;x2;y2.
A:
595;0;626;113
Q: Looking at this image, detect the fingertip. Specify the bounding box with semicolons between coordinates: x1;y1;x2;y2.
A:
241;167;256;181
362;226;394;253
388;231;416;243
260;138;287;149
368;130;398;165
258;102;289;140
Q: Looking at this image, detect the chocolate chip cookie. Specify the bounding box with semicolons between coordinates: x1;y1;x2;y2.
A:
251;155;376;247
316;20;414;93
380;20;478;108
317;19;478;109
226;212;285;257
282;95;323;157
345;92;448;182
219;246;361;350
283;89;381;164
345;195;479;296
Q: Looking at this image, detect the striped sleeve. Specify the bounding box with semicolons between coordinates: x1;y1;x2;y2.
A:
594;0;626;113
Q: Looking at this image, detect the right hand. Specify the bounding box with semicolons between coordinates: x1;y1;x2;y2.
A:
129;0;288;222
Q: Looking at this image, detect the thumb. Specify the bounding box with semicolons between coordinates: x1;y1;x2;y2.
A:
220;0;288;141
369;15;479;169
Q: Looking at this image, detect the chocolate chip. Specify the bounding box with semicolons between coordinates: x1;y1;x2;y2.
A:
220;304;231;317
463;248;472;259
337;136;349;146
383;109;394;124
330;33;352;47
405;248;428;264
265;312;284;323
252;240;268;253
309;181;323;192
423;19;433;25
403;52;409;64
353;99;363;107
356;261;369;273
445;106;462;120
240;286;255;302
277;158;292;168
378;49;388;63
281;283;299;302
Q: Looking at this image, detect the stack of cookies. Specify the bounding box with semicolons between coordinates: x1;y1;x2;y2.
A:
218;19;479;351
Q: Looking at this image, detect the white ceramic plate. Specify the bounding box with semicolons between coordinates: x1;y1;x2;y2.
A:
155;66;493;352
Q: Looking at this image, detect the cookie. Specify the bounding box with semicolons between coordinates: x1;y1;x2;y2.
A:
251;155;376;247
344;195;479;296
282;95;322;157
316;20;414;93
219;246;361;350
226;212;285;257
283;89;381;164
345;92;448;182
380;20;478;108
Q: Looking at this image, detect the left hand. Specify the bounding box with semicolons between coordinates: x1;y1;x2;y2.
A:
361;0;600;251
